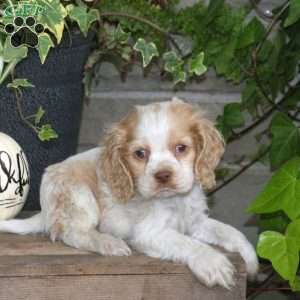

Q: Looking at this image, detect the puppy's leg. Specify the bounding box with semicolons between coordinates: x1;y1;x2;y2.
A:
190;218;258;278
42;172;131;256
62;228;131;256
131;228;235;289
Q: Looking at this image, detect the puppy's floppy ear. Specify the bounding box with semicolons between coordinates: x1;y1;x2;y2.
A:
100;110;137;202
193;117;225;191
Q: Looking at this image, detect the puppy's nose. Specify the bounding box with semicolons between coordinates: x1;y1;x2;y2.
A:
154;170;172;184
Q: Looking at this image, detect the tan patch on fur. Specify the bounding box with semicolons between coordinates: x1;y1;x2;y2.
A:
100;109;139;202
46;161;101;240
167;100;225;191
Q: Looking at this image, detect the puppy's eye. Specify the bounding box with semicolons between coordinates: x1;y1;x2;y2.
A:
175;144;187;154
134;149;147;160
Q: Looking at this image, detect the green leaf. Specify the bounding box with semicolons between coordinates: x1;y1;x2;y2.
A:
237;17;266;49
204;0;224;25
35;106;45;125
188;52;207;76
3;37;27;62
223;103;245;128
290;276;300;292
257;231;299;281
216;103;245;141
36;0;67;44
258;212;290;233
113;24;130;44
163;51;183;73
133;38;159;68
38;124;58;142
66;5;99;37
7;78;34;89
270;113;300;169
284;0;300;27
37;33;54;64
286;219;300;248
248;157;300;220
173;69;187;85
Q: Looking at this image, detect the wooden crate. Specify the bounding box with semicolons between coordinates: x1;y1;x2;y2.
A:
0;233;246;300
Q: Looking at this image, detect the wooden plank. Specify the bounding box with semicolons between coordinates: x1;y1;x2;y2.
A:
0;274;245;300
0;229;246;299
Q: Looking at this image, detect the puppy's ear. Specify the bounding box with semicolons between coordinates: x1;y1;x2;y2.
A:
193;118;225;191
100;111;137;202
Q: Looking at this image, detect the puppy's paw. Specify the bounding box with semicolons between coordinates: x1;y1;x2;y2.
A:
98;234;132;256
188;249;235;289
241;244;259;280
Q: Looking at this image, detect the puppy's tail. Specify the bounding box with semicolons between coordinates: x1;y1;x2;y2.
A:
0;212;44;235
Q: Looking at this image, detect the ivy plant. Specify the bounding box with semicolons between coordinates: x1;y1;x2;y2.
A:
0;0;206;141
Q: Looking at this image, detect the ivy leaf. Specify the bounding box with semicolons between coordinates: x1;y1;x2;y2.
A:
216;103;245;141
222;103;245;128
237;17;266;49
37;33;54;64
258;212;290;233
286;219;300;248
204;0;224;25
257;231;299;281
290;276;300;292
188;52;207;76
270;113;300;169
66;5;99;37
284;0;300;27
114;24;130;44
38;124;58;142
248;157;300;220
7;78;34;89
34;106;45;125
3;37;27;62
163;51;183;73
173;69;187;85
133;38;159;68
36;0;67;44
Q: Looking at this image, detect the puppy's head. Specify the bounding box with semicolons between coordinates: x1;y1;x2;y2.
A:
101;98;224;202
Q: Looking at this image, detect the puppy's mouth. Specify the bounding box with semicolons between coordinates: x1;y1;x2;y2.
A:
154;187;178;198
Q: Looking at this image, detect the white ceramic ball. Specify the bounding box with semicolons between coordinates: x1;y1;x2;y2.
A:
0;132;30;220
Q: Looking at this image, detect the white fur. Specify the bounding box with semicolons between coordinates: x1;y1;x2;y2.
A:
0;100;258;289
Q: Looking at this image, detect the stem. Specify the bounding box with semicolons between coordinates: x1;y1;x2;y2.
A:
255;1;289;55
254;72;300;122
208;146;270;196
14;89;39;134
101;12;184;56
249;0;274;20
228;82;300;143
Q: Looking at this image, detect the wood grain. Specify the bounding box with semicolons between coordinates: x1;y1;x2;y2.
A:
0;230;246;299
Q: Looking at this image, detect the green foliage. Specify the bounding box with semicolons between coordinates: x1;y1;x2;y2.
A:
38;124;58;141
270;113;300;169
66;4;99;37
133;38;159;67
7;78;35;89
285;0;300;27
217;103;245;141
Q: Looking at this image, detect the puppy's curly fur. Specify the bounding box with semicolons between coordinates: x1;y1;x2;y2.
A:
0;98;258;289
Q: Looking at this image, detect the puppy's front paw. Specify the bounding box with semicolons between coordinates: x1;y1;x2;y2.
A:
98;234;132;256
188;249;235;289
241;244;259;280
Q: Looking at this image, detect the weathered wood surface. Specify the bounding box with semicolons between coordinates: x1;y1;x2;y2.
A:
0;232;246;300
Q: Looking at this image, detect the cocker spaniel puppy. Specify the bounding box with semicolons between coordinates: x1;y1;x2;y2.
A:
0;98;258;289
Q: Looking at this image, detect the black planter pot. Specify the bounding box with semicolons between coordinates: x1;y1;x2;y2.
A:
0;32;94;210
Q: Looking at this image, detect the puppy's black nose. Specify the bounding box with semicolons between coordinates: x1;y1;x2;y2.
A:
154;170;172;184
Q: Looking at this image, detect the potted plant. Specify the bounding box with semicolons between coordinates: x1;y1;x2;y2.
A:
0;0;207;210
